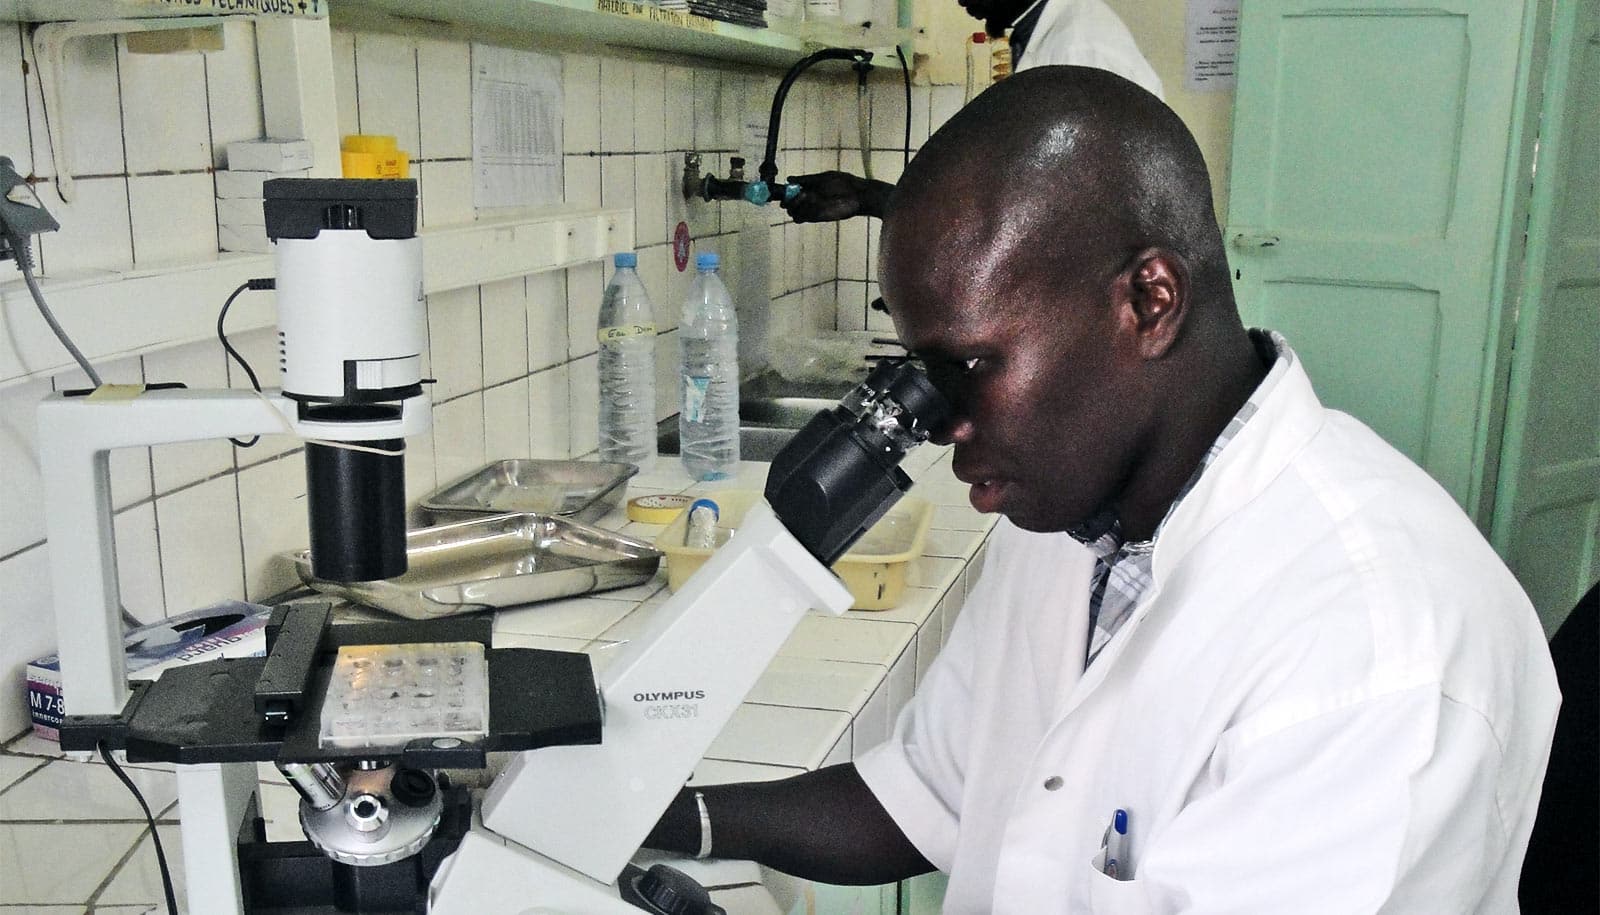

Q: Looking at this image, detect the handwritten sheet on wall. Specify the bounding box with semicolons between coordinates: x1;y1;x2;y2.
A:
472;45;564;210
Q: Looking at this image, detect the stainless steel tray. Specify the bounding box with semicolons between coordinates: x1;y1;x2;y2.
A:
420;459;637;524
293;514;661;620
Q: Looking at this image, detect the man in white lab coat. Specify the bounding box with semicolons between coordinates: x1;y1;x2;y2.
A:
646;66;1561;912
778;0;1160;223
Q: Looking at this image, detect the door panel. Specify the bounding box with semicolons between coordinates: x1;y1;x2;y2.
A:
1227;0;1531;510
1492;0;1600;632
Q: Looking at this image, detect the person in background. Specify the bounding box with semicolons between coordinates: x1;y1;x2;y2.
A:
779;0;1162;223
645;66;1560;911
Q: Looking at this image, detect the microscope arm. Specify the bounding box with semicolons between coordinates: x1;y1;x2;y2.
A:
38;388;428;721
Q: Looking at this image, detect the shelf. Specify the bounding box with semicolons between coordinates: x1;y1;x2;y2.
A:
0;0;326;23
339;0;909;69
0;206;632;390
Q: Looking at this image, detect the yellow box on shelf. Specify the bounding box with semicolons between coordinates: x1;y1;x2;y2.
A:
341;134;410;179
655;490;932;610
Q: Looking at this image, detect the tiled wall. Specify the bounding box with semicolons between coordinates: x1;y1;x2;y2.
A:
0;17;968;739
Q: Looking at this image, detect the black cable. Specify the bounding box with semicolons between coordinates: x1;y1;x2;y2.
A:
897;45;911;169
99;742;179;915
218;278;276;447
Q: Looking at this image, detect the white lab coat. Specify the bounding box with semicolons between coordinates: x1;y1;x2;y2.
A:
1014;0;1165;100
857;337;1559;912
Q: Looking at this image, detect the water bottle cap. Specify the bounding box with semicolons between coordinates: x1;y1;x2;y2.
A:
695;252;720;271
613;252;638;268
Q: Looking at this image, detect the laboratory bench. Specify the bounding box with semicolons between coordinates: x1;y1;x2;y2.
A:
0;446;993;913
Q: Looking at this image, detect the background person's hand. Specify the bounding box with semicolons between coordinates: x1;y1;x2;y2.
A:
779;171;895;222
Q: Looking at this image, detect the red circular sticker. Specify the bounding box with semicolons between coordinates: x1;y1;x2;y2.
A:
672;221;691;272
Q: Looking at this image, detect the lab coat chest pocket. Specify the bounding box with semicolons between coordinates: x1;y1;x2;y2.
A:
1085;849;1154;914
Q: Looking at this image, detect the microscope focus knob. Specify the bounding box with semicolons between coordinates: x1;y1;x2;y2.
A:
631;863;726;915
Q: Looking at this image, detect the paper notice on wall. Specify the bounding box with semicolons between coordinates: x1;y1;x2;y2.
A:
472;45;564;210
1185;0;1240;92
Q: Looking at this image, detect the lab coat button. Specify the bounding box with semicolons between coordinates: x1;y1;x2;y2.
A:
1043;776;1063;791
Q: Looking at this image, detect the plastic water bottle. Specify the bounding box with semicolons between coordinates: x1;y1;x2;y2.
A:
678;252;740;480
598;252;657;473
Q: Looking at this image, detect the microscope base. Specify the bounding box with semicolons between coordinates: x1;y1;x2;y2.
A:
428;829;643;914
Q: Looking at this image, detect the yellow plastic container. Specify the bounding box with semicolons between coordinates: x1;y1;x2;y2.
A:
655;490;933;611
340;134;410;179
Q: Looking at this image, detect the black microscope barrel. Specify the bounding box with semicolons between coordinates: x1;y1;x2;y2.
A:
305;439;407;582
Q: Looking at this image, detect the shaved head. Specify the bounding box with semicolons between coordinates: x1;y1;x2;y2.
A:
880;66;1263;538
887;65;1230;318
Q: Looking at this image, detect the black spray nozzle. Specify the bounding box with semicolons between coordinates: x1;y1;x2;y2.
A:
759;48;874;197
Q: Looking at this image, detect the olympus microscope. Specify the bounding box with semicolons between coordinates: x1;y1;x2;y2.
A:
47;178;951;914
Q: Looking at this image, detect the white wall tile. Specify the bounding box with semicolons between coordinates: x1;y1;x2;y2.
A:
563;154;600;208
427;286;482;401
114;502;164;623
836;280;868;331
404;425;437;512
838;214;868;279
0;545;52;737
634;63;665;154
128;172;216;266
527;364;570;459
484;378;532;460
717;73;743;151
930;85;964;133
600;154;635;219
204;20;265;169
803;82;825;150
118;37;209;173
418;159;474;228
865;215;880;282
870;75;909;151
766;224;784;299
909;84;932;149
52;357;152;510
480;277;528;386
565;261;603;360
155;475;243;615
663;66;694;151
638;243;670;315
692;68;719;150
236;453;308;602
144;339;234;494
331;29;359;140
354;33;420;156
526;271;568;370
417;38;471;160
1;25;33;175
783;221;803;293
0;378;52;555
562;55;600;155
36;176;131;275
567;353;599;457
634;153;667;247
432;392;485;483
598;58;634;154
26;34;123;178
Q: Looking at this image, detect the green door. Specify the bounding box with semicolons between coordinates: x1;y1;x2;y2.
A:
1226;0;1534;515
1491;0;1600;633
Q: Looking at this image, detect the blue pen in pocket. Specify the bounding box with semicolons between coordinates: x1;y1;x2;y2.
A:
1102;808;1129;878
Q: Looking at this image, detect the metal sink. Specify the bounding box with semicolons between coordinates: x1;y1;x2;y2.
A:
657;371;857;462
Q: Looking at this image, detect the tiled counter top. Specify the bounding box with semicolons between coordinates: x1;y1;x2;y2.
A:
0;447;993;912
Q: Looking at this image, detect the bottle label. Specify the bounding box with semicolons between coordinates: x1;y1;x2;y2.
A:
683;375;711;422
598;323;656;344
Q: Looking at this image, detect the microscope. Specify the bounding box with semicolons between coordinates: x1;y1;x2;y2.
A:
47;177;950;913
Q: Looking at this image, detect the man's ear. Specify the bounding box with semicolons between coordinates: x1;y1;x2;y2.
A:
1114;248;1189;360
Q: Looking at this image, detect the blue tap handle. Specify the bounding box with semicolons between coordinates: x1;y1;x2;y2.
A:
742;181;804;206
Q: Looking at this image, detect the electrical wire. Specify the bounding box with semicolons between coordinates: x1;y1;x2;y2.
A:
218;278;274;447
99;742;178;915
897;45;912;169
9;236;103;387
